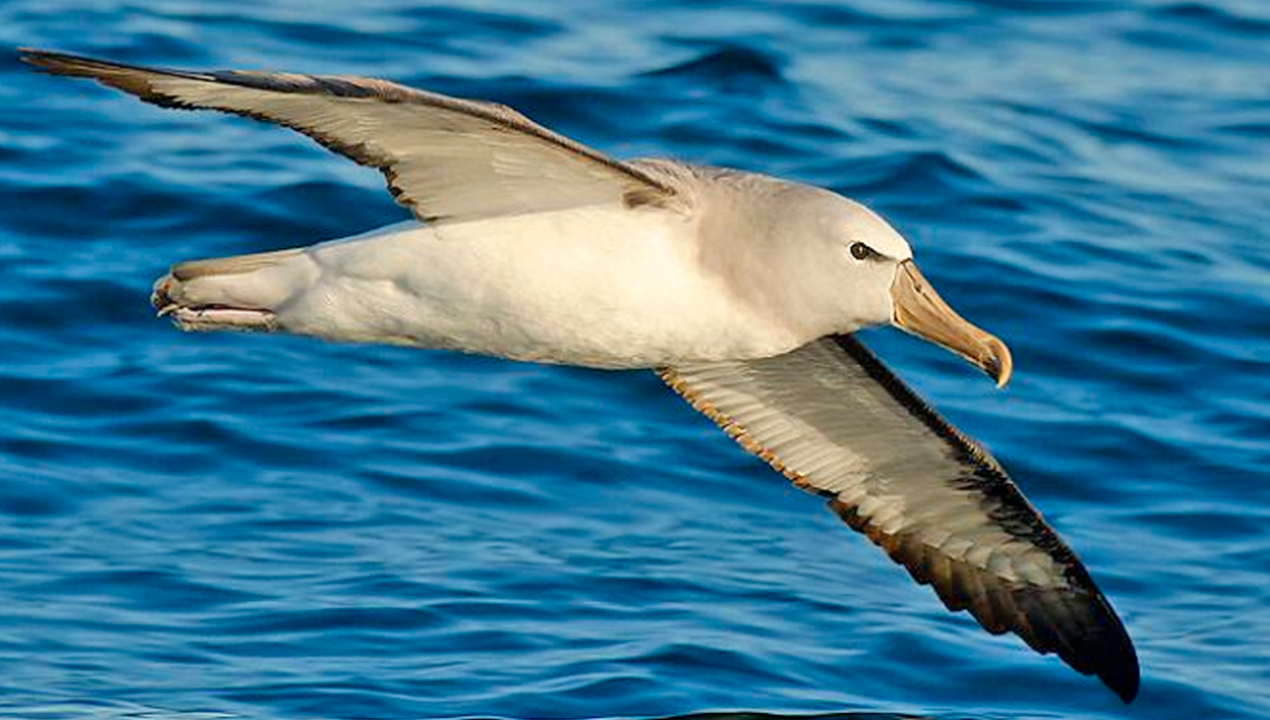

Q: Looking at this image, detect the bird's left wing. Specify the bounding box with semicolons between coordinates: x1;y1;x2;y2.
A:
20;49;680;224
660;334;1138;702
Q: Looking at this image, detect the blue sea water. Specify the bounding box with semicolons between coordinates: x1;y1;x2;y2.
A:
1;0;1268;718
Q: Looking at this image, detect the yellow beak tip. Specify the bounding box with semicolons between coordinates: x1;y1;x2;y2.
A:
985;342;1013;389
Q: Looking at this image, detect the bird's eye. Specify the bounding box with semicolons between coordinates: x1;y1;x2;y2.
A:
849;242;875;261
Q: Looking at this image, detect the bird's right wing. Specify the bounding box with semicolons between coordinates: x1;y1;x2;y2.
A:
20;49;683;224
661;334;1138;702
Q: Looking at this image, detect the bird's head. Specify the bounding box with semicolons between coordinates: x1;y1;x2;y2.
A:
815;194;1013;388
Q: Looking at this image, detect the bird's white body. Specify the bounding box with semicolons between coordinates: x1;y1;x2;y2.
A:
163;170;907;369
185;208;804;367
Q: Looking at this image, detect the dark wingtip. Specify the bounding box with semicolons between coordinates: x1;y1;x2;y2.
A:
1101;643;1140;703
17;46;53;68
18;47;69;64
18;47;100;76
1114;675;1140;704
1085;578;1140;703
1076;590;1139;703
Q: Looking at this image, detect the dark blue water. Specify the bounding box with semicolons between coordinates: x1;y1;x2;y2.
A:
2;1;1268;718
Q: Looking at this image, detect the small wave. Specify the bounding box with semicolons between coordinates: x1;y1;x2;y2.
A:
642;45;785;90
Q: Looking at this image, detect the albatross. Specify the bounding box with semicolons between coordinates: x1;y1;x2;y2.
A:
21;48;1138;702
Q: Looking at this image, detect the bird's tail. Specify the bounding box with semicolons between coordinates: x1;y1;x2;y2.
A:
151;247;316;333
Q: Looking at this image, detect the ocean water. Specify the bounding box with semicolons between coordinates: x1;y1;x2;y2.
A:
1;1;1268;718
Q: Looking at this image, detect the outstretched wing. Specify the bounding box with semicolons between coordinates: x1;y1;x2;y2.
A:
20;48;679;224
661;334;1138;702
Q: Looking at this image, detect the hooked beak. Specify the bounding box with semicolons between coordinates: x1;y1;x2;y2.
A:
890;260;1013;388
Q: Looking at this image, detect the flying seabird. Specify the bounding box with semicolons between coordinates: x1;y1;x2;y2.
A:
20;49;1139;702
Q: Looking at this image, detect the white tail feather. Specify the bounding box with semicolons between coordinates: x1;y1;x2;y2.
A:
152;246;318;333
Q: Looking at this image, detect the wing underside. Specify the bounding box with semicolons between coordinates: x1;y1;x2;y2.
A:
661;334;1138;702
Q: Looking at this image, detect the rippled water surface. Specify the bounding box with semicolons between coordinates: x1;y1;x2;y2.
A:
2;1;1268;718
